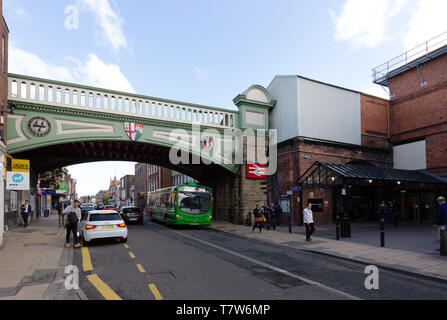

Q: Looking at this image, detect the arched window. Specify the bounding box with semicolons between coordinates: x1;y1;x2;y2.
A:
30;83;36;100
11;80;18;98
125;98;130;113
21;82;27;99
72;90;78;105
118;97;123;112
88;93;94;108
80;91;86;107
96;94;101;109
56;87;62;103
64;89;70;104
111;96;116;111
104;95;109;110
47;86;53;102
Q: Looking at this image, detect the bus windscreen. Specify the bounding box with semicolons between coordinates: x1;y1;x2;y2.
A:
178;186;211;214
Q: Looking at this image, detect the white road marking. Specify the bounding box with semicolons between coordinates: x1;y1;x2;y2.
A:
171;229;362;300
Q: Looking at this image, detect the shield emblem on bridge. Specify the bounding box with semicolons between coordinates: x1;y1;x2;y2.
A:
125;122;144;142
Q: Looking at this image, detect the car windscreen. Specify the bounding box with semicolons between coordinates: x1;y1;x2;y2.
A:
82;206;94;211
123;208;139;214
89;214;121;221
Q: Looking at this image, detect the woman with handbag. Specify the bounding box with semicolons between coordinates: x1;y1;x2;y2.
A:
252;204;264;233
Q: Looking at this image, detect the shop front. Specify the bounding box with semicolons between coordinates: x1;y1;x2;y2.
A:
297;162;447;224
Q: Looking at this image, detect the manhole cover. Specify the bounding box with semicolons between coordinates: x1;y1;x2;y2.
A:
16;229;35;234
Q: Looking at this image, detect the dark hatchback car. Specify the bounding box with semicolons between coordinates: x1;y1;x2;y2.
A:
120;206;143;224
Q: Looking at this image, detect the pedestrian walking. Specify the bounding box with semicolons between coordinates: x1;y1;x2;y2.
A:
57;200;65;227
20;200;32;228
393;200;401;226
274;202;282;227
434;196;447;251
388;201;395;223
303;203;315;241
377;200;388;221
268;202;276;230
252;205;264;233
63;200;82;248
263;204;272;230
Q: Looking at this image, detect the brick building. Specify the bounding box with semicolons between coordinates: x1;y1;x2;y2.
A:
268;57;447;225
120;175;135;207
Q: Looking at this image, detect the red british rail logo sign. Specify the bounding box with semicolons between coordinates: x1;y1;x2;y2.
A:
247;163;267;179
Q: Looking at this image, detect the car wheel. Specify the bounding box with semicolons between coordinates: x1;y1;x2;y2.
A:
120;237;127;243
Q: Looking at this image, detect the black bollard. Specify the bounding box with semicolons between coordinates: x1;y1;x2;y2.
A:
336;215;340;240
440;226;447;256
380;218;385;247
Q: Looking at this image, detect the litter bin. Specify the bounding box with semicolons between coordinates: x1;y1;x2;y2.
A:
341;217;352;238
44;209;50;217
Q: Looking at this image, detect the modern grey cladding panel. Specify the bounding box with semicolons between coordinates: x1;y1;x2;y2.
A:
267;76;299;144
297;77;361;145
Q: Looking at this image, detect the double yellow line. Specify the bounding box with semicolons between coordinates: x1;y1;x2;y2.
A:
81;244;163;300
82;246;122;300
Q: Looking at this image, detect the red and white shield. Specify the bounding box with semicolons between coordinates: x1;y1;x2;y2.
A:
125;123;144;141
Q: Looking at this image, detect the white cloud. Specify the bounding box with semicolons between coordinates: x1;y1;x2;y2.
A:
9;43;135;93
73;54;135;92
331;0;407;49
9;42;75;81
193;66;210;77
77;0;128;51
363;84;390;100
403;0;447;50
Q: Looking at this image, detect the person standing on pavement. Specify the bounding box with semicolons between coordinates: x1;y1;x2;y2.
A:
20;200;32;228
274;202;282;227
57;200;65;227
263;204;272;230
377;201;388;221
388;201;395;223
434;196;447;250
63;200;82;248
303;203;315;242
252;204;263;233
269;202;276;230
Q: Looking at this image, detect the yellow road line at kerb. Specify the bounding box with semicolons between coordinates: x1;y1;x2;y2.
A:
87;274;122;300
136;264;146;273
149;284;163;300
81;246;93;272
129;252;136;259
123;244;129;249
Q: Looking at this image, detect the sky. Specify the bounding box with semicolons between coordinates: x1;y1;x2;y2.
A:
4;0;447;196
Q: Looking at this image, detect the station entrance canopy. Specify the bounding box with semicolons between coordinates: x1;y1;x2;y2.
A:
297;162;447;187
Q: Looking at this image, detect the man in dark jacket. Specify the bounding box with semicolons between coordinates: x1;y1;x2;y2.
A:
20;200;32;228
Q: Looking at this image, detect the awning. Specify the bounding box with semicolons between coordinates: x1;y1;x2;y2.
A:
297;162;447;187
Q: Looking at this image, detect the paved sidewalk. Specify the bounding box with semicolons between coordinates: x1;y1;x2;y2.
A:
0;214;86;300
207;221;447;282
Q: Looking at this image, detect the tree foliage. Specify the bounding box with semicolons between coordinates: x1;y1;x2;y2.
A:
39;168;65;189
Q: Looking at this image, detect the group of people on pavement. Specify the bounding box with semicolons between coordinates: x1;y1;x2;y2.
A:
252;203;283;233
377;199;401;224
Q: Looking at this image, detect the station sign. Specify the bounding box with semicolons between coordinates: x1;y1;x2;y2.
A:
246;163;267;179
43;189;56;195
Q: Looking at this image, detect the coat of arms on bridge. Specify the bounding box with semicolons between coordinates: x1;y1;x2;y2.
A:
125;122;144;142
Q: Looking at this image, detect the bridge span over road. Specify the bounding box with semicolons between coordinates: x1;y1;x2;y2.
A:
6;74;277;222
